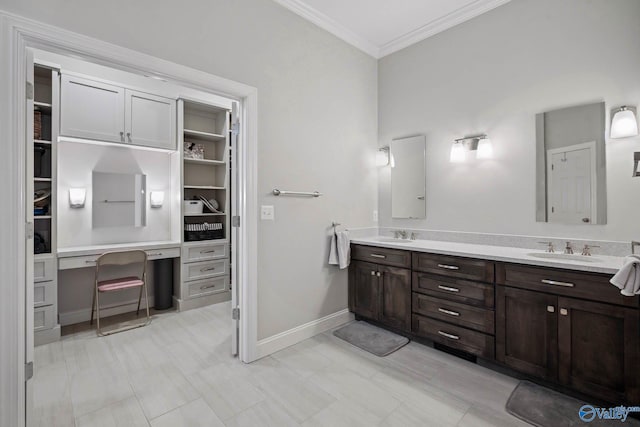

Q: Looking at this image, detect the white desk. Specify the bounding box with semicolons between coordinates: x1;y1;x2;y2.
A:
57;241;181;270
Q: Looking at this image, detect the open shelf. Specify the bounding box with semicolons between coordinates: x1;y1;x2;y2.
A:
34;215;52;220
184;129;225;141
34;101;53;113
184;212;226;217
35;139;52;145
34;177;52;182
183;185;225;190
184;158;226;166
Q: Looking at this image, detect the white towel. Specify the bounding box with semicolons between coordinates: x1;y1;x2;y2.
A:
329;230;350;269
610;255;640;296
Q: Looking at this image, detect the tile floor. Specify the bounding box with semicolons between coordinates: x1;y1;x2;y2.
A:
32;302;530;426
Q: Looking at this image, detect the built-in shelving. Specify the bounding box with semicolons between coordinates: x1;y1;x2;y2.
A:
184;158;226;166
183;185;226;190
184;212;226;217
183;128;225;141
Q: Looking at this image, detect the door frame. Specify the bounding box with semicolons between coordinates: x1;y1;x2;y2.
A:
546;141;597;223
0;11;259;427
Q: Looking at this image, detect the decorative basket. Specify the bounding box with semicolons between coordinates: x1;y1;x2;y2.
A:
34;110;42;140
184;222;224;241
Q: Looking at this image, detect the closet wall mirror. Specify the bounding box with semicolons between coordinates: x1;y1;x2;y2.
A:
391;135;426;219
92;171;146;228
535;101;606;224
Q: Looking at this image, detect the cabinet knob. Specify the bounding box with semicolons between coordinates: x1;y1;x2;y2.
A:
120;131;124;140
547;305;555;313
560;308;568;316
371;271;376;276
376;271;381;277
126;132;131;142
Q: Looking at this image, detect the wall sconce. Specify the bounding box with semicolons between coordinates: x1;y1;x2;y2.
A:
150;191;165;208
376;146;390;167
610;106;638;139
68;188;86;208
450;135;492;162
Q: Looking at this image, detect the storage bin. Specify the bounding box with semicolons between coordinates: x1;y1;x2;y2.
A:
183;200;203;214
184;222;224;241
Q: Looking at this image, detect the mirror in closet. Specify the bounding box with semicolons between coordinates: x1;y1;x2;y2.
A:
92;171;146;228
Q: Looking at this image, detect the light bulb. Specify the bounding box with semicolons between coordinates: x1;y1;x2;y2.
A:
611;107;638;139
450;142;465;163
150;191;165;208
69;188;86;208
477;138;493;159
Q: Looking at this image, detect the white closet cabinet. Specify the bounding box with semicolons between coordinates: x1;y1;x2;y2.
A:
125;89;176;150
61;75;176;150
60;74;125;143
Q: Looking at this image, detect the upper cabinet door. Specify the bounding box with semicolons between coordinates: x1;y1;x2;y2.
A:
125;89;176;150
60;74;125;143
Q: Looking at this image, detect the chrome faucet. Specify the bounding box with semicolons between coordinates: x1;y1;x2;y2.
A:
564;241;574;255
410;232;418;240
394;230;407;239
581;244;600;256
538;241;555;253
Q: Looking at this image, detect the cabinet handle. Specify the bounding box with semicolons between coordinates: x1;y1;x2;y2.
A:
200;284;217;290
147;252;163;257
541;279;575;288
370;254;386;259
85;260;97;264
126;132;132;142
200;249;216;254
200;267;216;272
437;264;459;270
560;308;568;316
438;308;460;317
547;305;555;313
376;271;381;277
120;131;124;140
438;331;460;340
371;271;376;276
437;285;460;293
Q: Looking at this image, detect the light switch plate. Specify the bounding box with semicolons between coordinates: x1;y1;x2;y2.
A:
261;205;275;220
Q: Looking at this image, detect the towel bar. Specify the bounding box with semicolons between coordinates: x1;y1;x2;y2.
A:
272;189;322;197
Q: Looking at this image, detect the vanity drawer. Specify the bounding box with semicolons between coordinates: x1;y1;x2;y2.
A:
496;263;638;308
413;272;494;308
412;314;495;359
34;256;55;283
351;244;411;268
184;276;228;299
412;294;495;334
413;252;494;283
182;241;228;262
34;281;56;308
58;247;181;270
34;305;56;332
182;259;228;282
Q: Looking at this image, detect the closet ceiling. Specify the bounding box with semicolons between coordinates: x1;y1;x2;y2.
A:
272;0;511;58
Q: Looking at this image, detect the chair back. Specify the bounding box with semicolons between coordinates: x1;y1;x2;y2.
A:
95;250;148;281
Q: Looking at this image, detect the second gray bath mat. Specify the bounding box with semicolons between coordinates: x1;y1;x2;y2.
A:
333;321;409;357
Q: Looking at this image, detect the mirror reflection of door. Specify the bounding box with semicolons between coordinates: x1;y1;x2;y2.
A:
547;142;596;224
391;135;426;219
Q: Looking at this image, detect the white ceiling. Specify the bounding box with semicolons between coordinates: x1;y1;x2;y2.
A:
272;0;512;58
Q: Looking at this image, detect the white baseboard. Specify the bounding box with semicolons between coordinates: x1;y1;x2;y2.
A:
174;291;231;312
59;297;155;326
34;325;61;346
256;309;354;359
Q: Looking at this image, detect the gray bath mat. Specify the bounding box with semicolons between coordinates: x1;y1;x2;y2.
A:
506;381;640;426
333;321;409;357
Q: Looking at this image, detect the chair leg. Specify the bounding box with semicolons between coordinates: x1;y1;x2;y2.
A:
144;281;151;324
90;286;96;325
95;291;103;336
136;285;143;316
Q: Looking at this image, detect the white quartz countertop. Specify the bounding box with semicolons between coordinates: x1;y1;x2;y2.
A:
57;241;181;258
350;236;626;275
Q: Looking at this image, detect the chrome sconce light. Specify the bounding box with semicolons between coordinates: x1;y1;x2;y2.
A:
450;135;493;163
150;191;165;208
68;187;86;208
376;146;390;167
610;106;638;139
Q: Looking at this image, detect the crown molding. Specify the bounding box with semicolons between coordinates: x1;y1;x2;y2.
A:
379;0;512;57
271;0;380;58
272;0;511;59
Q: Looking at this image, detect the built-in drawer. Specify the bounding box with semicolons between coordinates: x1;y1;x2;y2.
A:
182;258;228;282
351;244;411;269
412;314;495;359
184;275;228;299
34;256;55;283
34;281;56;308
496;263;638;308
182;241;228;263
58;247;181;270
412;252;494;283
413;272;494;308
412;293;495;334
34;305;56;332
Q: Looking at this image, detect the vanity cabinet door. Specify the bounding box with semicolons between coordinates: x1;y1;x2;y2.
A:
349;261;379;320
378;265;411;332
124;89;176;150
60;74;125;143
557;297;640;404
496;286;558;381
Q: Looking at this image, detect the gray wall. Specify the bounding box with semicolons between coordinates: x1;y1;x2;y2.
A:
378;0;640;242
0;0;378;340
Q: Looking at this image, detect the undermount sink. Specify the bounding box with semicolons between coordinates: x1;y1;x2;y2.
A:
526;252;602;263
375;237;413;244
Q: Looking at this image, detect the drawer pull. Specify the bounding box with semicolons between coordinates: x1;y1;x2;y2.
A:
85;260;96;264
438;331;460;340
438;308;460;317
541;279;575;288
437;264;459;270
370;254;386;259
200;267;216;272
200;284;217;290
147;252;163;257
437;285;460;293
200;249;216;254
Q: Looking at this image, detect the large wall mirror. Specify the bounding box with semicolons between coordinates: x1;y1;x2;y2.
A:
391;135;426;219
536;102;606;224
93;171;146;228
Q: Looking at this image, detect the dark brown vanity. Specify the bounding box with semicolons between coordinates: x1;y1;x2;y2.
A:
349;243;640;405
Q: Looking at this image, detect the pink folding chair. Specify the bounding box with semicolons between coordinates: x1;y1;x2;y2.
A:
90;250;150;336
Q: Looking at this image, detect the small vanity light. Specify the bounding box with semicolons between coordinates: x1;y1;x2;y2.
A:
476;137;493;159
150;191;165;208
376;146;390;167
610;106;638;139
449;141;466;163
69;188;86;208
